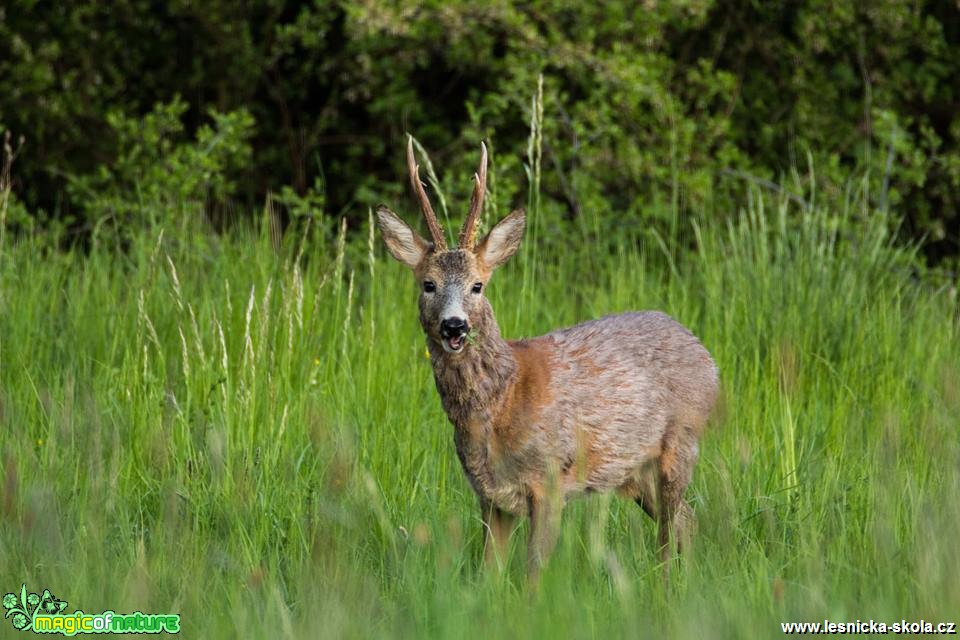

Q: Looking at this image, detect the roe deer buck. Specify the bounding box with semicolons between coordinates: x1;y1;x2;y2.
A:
376;137;718;579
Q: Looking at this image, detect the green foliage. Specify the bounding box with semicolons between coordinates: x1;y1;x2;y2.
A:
66;99;253;240
1;1;958;261
272;176;327;223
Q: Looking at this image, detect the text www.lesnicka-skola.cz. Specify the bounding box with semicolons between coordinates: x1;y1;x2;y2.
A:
781;620;956;635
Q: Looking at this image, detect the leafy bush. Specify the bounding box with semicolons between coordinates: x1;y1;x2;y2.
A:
1;1;957;263
65;98;253;241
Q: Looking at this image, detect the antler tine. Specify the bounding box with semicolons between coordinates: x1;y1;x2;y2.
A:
406;135;447;250
458;141;488;250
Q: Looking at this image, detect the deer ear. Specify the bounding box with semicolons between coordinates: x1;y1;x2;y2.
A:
476;209;525;270
376;205;430;268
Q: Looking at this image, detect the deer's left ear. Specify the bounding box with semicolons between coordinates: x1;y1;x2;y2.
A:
476;209;525;270
376;205;430;269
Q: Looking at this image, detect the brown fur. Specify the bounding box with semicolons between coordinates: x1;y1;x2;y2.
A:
376;151;718;580
498;340;554;437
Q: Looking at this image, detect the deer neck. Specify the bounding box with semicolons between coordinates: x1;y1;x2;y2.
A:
427;306;517;431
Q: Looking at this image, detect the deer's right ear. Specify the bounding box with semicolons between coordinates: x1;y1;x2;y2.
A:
376;206;430;269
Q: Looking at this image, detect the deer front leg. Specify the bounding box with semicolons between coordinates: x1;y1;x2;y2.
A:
482;501;516;571
526;490;562;582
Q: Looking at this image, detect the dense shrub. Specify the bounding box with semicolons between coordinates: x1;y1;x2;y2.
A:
0;1;957;263
65;98;253;243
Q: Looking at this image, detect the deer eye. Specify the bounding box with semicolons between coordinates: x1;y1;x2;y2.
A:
423;281;436;293
471;282;483;294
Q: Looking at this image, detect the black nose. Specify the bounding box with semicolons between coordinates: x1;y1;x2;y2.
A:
440;317;469;337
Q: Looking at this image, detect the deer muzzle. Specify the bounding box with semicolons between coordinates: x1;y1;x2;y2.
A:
440;317;470;353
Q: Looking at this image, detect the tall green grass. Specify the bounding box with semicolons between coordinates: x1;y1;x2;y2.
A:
1;143;958;636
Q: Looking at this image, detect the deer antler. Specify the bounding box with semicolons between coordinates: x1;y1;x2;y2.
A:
406;135;447;250
458;141;487;250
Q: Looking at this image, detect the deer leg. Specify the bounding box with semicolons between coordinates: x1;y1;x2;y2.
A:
526;491;562;582
675;498;696;555
656;434;697;576
482;501;516;570
633;466;659;522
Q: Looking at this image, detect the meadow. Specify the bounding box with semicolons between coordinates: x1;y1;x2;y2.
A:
1;138;959;638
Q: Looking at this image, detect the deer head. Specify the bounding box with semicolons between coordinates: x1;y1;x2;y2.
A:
377;137;525;354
